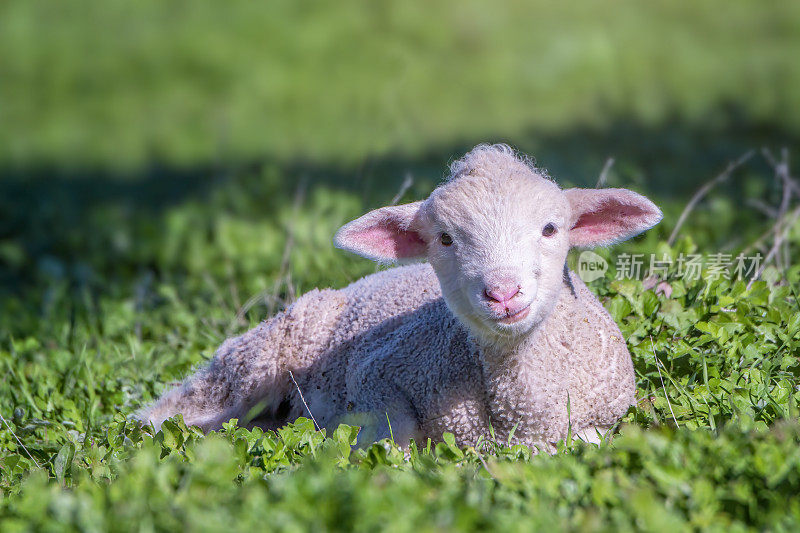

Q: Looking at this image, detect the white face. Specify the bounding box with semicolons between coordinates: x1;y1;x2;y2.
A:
335;145;661;346
417;173;571;342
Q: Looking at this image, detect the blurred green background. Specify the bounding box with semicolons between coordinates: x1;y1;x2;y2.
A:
2;0;799;298
2;0;798;347
3;0;799;167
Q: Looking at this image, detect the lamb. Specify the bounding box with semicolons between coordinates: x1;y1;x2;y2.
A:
138;143;662;452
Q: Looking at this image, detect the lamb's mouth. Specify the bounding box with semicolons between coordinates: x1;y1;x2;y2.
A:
495;304;531;325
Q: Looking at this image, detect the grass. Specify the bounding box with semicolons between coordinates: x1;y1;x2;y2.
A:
2;0;800;530
2;149;799;529
2;0;800;167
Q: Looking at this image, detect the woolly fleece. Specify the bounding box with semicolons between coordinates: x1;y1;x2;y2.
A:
140;144;661;452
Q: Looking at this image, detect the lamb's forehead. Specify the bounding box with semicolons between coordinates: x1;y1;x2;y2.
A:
425;167;567;226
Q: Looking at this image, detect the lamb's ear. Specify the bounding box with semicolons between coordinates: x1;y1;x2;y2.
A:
565;188;662;247
334;201;427;262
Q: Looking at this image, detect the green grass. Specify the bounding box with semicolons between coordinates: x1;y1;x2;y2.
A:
2;152;799;529
5;418;800;531
2;0;799;167
2;0;800;530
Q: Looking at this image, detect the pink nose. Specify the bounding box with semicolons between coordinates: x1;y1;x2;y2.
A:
484;285;520;304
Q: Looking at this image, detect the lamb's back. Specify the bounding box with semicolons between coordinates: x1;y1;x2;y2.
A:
290;263;449;424
284;263;442;370
339;263;442;337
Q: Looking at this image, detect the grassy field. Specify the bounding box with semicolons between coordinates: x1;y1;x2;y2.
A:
3;0;800;168
2;1;800;530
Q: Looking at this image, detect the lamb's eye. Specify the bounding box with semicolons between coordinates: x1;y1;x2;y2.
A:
440;233;453;246
542;223;557;237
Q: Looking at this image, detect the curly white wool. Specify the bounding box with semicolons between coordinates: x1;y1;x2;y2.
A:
139;144;662;451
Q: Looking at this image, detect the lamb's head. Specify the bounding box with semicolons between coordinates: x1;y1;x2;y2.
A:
336;144;662;342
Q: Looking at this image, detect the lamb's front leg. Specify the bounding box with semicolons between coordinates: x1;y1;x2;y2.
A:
347;382;423;447
420;395;492;449
137;321;291;432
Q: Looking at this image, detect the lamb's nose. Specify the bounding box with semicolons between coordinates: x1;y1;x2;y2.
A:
484;285;520;304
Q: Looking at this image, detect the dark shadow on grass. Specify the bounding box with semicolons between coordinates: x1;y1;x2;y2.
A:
1;109;798;295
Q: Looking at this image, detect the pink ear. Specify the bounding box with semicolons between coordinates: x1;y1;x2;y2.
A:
334;202;427;262
565;188;662;247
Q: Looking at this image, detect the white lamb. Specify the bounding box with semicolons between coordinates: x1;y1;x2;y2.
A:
139;144;662;451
